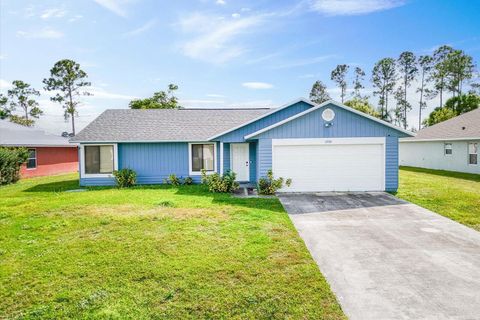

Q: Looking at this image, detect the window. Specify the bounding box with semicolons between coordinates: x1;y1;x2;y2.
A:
26;148;36;169
468;143;478;165
84;145;114;174
191;143;215;173
444;143;452;155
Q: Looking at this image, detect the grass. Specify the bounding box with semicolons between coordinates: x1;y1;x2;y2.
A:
0;174;345;319
397;166;480;231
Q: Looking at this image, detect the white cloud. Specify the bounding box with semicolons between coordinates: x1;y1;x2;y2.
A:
271;55;336;69
0;53;7;60
123;19;156;37
40;8;67;19
178;12;263;63
93;0;127;17
180;99;225;107
310;0;405;16
231;13;240;18
242;82;274;89
206;93;225;98
0;79;12;90
68;14;84;22
16;27;64;39
216;0;226;5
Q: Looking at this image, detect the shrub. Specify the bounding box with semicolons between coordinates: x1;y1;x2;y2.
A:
165;174;182;186
258;170;292;195
183;176;193;185
201;169;239;193
0;147;29;186
113;168;137;188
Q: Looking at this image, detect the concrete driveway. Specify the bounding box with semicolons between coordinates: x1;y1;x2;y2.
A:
278;192;480;320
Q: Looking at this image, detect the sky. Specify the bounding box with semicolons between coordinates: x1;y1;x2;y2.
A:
1;0;479;134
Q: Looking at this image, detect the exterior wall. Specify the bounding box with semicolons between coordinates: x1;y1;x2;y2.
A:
400;140;480;174
20;147;78;178
80;142;221;186
216;101;313;143
253;104;408;191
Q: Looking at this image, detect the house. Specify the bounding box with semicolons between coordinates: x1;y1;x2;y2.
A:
70;98;413;192
0;120;78;178
400;108;479;174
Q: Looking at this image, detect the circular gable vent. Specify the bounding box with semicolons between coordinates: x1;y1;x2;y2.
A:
322;108;335;122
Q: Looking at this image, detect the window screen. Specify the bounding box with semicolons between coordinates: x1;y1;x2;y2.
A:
85;145;114;174
27;148;36;169
468;143;478;165
191;144;215;172
444;143;452;155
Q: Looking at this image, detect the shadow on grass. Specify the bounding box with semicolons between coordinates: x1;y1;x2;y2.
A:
24;180;285;213
24;179;80;192
401;166;480;182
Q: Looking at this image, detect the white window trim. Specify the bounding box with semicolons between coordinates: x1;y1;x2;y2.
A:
444;143;453;156
80;144;118;178
188;142;217;176
468;142;478;166
26;148;37;170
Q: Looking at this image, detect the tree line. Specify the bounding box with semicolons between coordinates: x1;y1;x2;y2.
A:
0;59;180;135
309;45;479;129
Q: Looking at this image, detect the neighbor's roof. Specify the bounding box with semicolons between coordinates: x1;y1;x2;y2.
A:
402;108;480;142
70;108;271;142
0;120;75;147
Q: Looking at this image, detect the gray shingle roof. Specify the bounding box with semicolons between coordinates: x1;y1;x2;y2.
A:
70;108;272;142
0;120;74;147
403;108;480;141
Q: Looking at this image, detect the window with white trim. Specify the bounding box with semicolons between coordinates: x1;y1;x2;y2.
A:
444;143;452;155
27;148;36;169
191;143;215;172
84;145;114;174
468;143;478;165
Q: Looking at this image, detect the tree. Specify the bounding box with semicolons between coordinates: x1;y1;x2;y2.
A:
309;80;331;104
352;67;366;99
6;80;42;126
431;45;454;107
444;49;475;97
423;107;456;127
43;59;91;135
330;64;349;103
423;93;479;126
416;55;434;129
443;93;480;115
0;94;10;120
396;51;418;129
129;84;180;109
344;98;380;118
372;58;397;121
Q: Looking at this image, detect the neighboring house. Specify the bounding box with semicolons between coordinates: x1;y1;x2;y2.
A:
70;98;413;191
400;108;480;174
0;120;78;178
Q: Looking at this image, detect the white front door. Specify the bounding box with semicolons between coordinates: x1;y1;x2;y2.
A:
231;143;250;181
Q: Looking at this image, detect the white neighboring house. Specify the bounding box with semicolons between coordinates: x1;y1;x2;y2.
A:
399;108;479;174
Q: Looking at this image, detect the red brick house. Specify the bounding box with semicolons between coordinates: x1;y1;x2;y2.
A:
0;120;78;178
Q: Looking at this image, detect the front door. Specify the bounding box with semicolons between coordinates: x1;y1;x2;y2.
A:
231;143;250;181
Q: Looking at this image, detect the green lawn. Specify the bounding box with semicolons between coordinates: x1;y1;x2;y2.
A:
397;166;480;231
0;174;345;319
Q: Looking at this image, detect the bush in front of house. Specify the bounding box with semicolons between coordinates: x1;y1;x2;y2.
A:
183;176;193;185
201;169;239;193
258;170;292;195
113;168;137;188
0;147;29;186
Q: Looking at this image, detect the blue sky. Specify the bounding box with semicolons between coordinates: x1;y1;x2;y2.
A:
1;0;479;133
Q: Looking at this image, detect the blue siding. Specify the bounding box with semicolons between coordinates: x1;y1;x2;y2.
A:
223;143;230;173
249;142;257;183
385;137;399;191
80;177;115;186
251;103;410;191
216;101;313;143
257;139;272;180
253;105;403;139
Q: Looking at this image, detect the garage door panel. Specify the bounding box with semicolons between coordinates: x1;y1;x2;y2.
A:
273;142;384;192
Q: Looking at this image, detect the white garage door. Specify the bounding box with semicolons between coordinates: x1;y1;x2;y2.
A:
272;138;385;192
